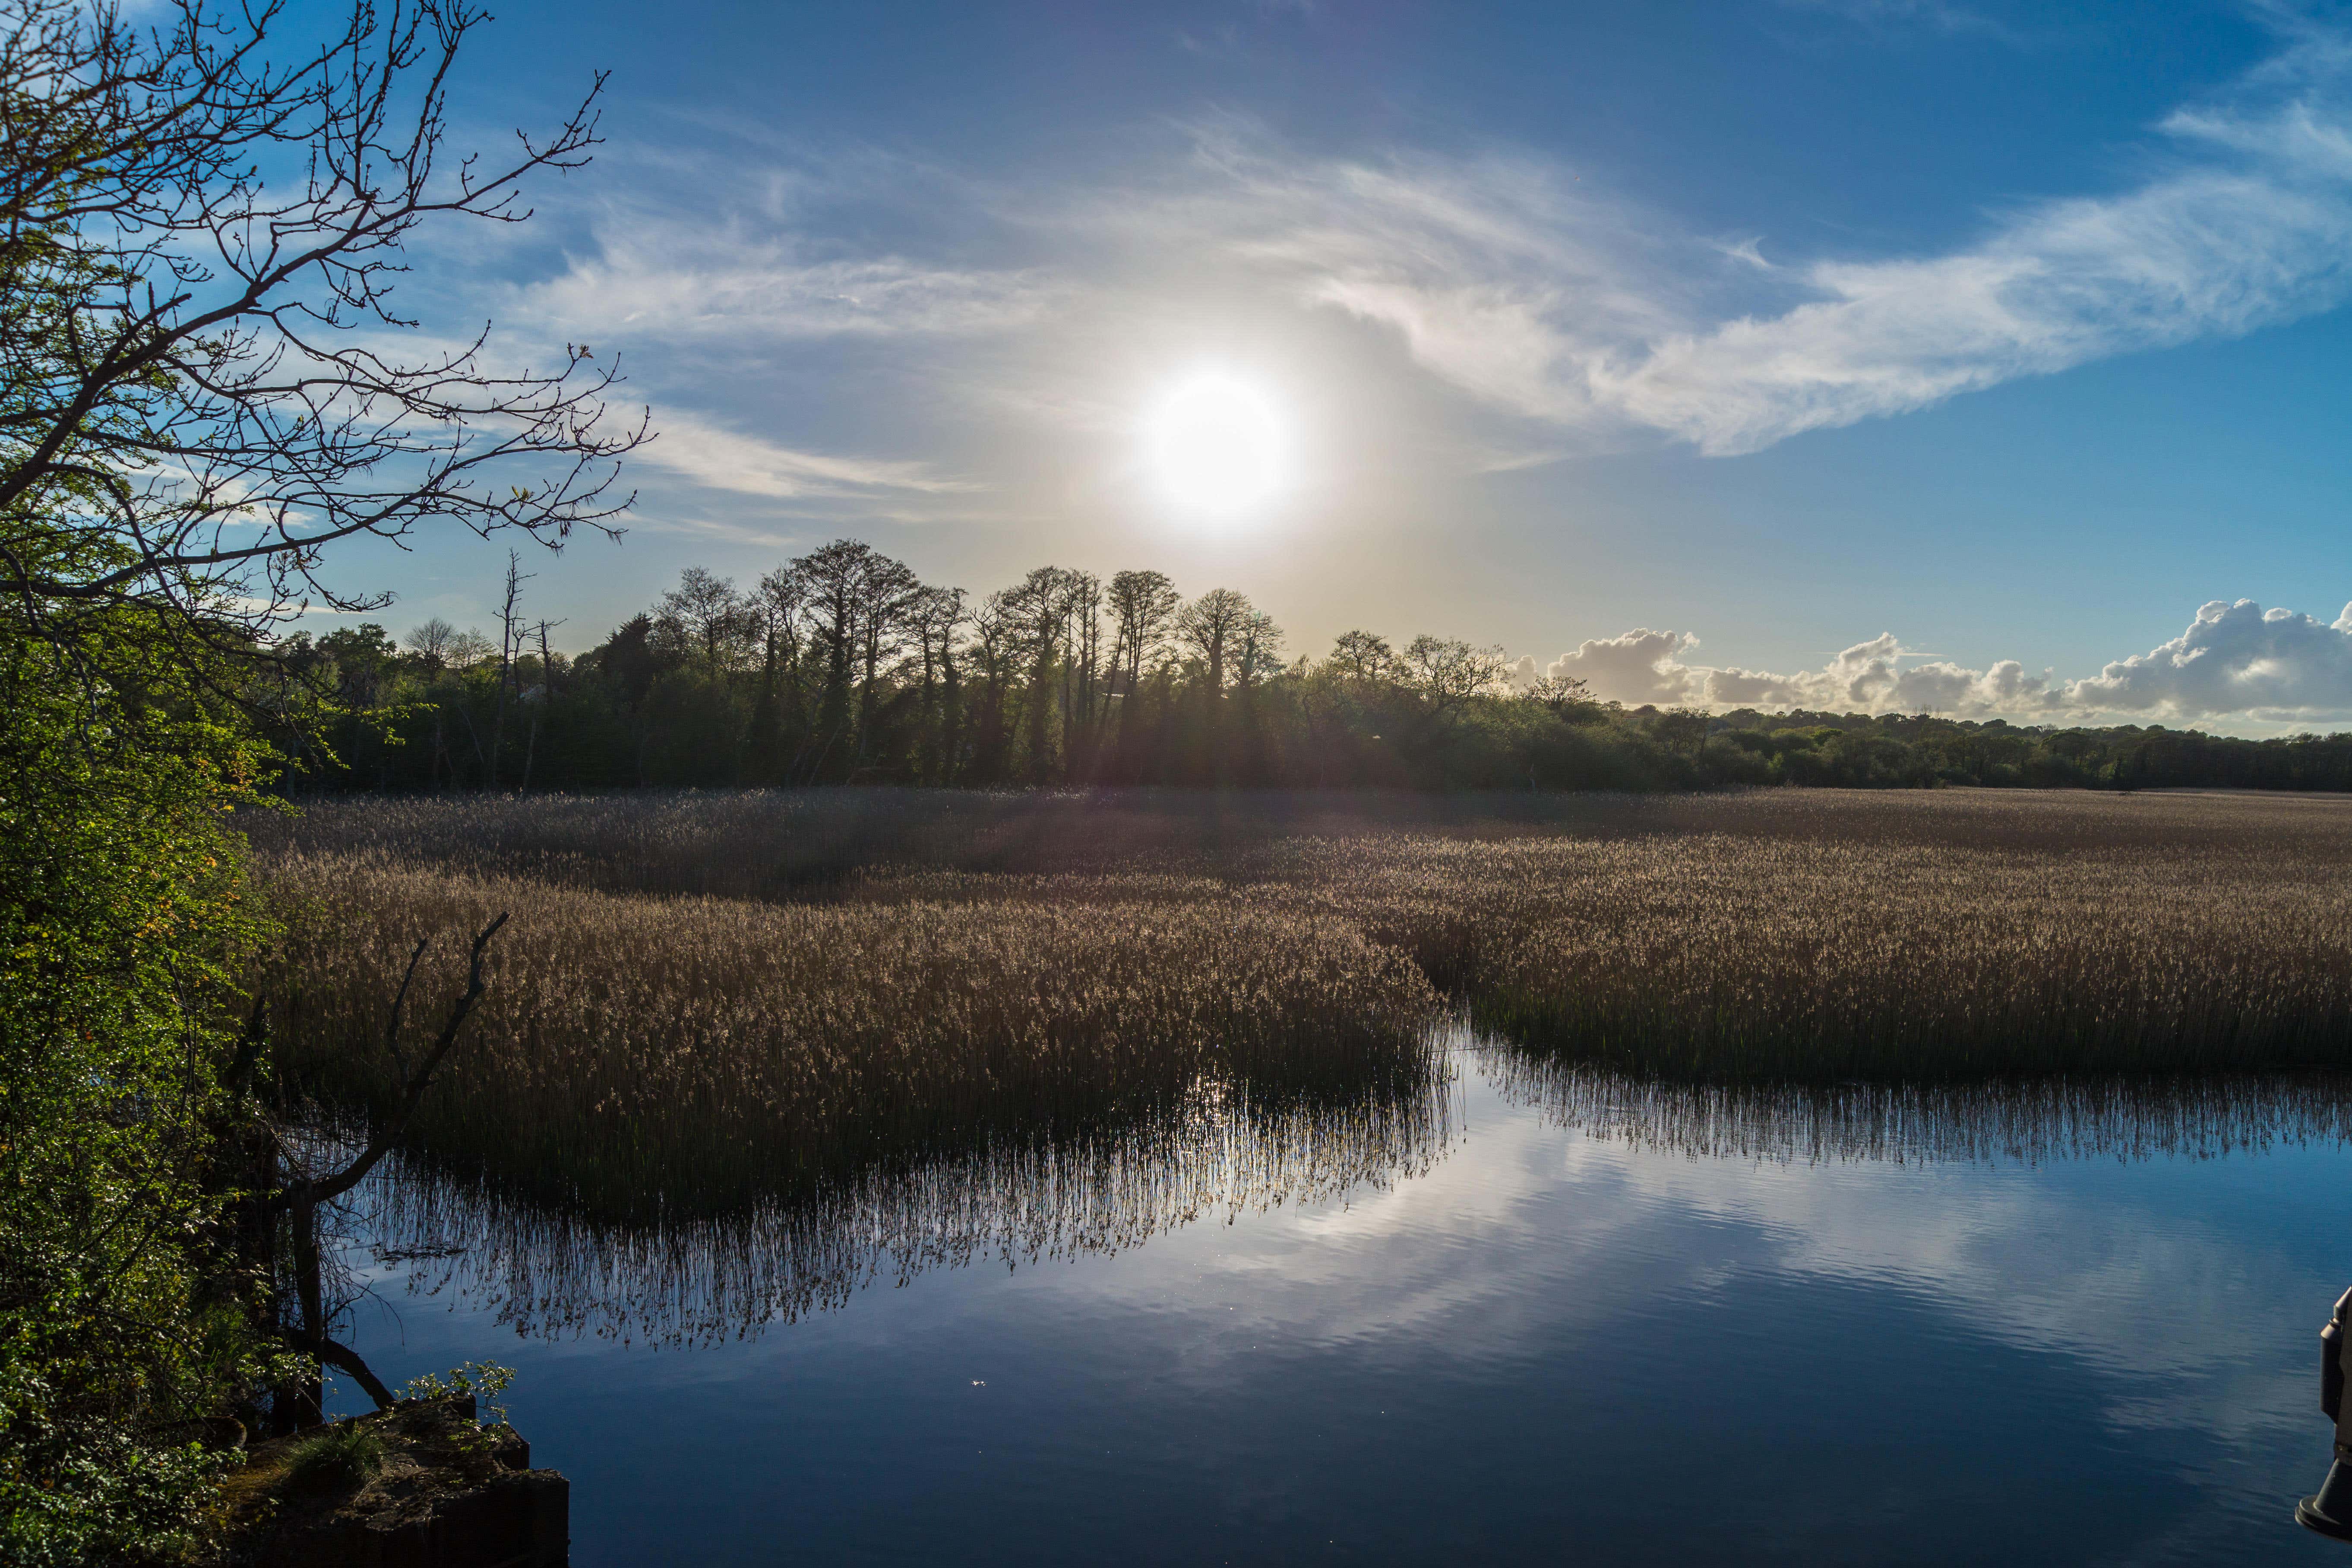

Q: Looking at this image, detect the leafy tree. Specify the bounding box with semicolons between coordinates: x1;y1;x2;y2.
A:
0;0;637;1553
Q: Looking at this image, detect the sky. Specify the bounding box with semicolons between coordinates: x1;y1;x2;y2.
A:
329;0;2352;732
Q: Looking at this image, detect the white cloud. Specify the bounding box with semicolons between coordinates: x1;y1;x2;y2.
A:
632;411;975;499
1175;29;2352;455
1524;598;2352;722
2065;597;2352;717
525;238;1054;342
1541;629;1708;706
1603;135;2352;454
476;14;2352;490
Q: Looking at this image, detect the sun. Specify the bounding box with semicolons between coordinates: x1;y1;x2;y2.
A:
1147;371;1286;517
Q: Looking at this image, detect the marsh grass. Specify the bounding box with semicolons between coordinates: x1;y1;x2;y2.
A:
253;787;2352;1214
262;849;1439;1217
1330;828;2352;1078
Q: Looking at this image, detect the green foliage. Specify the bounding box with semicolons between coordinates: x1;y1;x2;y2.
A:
395;1362;515;1428
0;604;284;1558
281;1426;386;1495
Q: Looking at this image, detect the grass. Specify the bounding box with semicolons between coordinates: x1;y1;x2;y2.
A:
281;1423;386;1493
260;845;1439;1217
250;787;2352;1217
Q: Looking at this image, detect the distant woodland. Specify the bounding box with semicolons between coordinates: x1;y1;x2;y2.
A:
273;541;2352;795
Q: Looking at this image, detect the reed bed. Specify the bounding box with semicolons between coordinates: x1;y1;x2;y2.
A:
251;787;2352;1216
1279;827;2352;1078
260;850;1440;1218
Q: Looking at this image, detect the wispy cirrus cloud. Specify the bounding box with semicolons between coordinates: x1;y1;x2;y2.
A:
632;411;977;500
525;237;1056;342
488;8;2352;495
1223;69;2352;454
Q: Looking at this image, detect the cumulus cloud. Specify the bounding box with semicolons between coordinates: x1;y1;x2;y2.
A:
2065;597;2352;716
1520;599;2352;723
1542;629;1708;706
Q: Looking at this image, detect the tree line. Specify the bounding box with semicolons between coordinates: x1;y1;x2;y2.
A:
277;541;2352;796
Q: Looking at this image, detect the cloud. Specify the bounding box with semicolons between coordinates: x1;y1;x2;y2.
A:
1542;629;1708;706
525;238;1055;343
2064;597;2352;717
1601;123;2352;453
1521;599;2352;722
632;412;975;499
481;13;2352;481
1189;134;1688;430
1178;26;2352;454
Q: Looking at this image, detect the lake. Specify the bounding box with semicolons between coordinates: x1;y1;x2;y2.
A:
324;1039;2352;1565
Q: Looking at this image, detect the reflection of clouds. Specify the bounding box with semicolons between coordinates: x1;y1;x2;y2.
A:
1062;1065;2346;1473
337;1060;2352;1562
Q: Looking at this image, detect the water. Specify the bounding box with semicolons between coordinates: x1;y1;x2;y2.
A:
324;1049;2352;1565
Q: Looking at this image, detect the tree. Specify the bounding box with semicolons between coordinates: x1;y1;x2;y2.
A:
1526;672;1597;719
789;540;920;780
1400;635;1510;717
910;585;967;784
407;617;459;671
0;0;638;1552
1176;587;1255;694
0;0;644;667
746;565;808;783
1233;607;1285;692
966;588;1018;784
443;628;496;669
1328;629;1401;686
658;566;749;672
1003;566;1084;779
1107;569;1180;695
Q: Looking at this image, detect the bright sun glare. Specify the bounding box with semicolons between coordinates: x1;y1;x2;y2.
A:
1148;372;1285;517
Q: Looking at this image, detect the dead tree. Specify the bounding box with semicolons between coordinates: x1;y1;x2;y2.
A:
255;912;509;1431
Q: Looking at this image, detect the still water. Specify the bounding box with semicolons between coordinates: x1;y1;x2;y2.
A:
327;1045;2352;1565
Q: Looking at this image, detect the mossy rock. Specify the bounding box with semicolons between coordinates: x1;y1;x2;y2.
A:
219;1396;567;1567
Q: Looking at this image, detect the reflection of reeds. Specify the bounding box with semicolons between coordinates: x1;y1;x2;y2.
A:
1484;1046;2352;1164
354;1069;1460;1345
261;853;1440;1217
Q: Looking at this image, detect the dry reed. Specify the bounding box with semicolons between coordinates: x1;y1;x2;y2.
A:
251;787;2352;1213
260;849;1439;1217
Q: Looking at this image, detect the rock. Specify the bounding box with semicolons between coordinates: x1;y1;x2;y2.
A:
223;1397;569;1568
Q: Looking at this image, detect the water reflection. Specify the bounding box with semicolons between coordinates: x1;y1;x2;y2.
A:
329;1053;2352;1564
352;1046;2352;1354
1486;1049;2352;1165
356;1067;1462;1346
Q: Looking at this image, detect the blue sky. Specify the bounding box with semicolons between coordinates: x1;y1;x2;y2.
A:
343;0;2352;730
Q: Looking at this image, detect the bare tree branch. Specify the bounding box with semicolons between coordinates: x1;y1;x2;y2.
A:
0;0;645;661
272;910;507;1212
